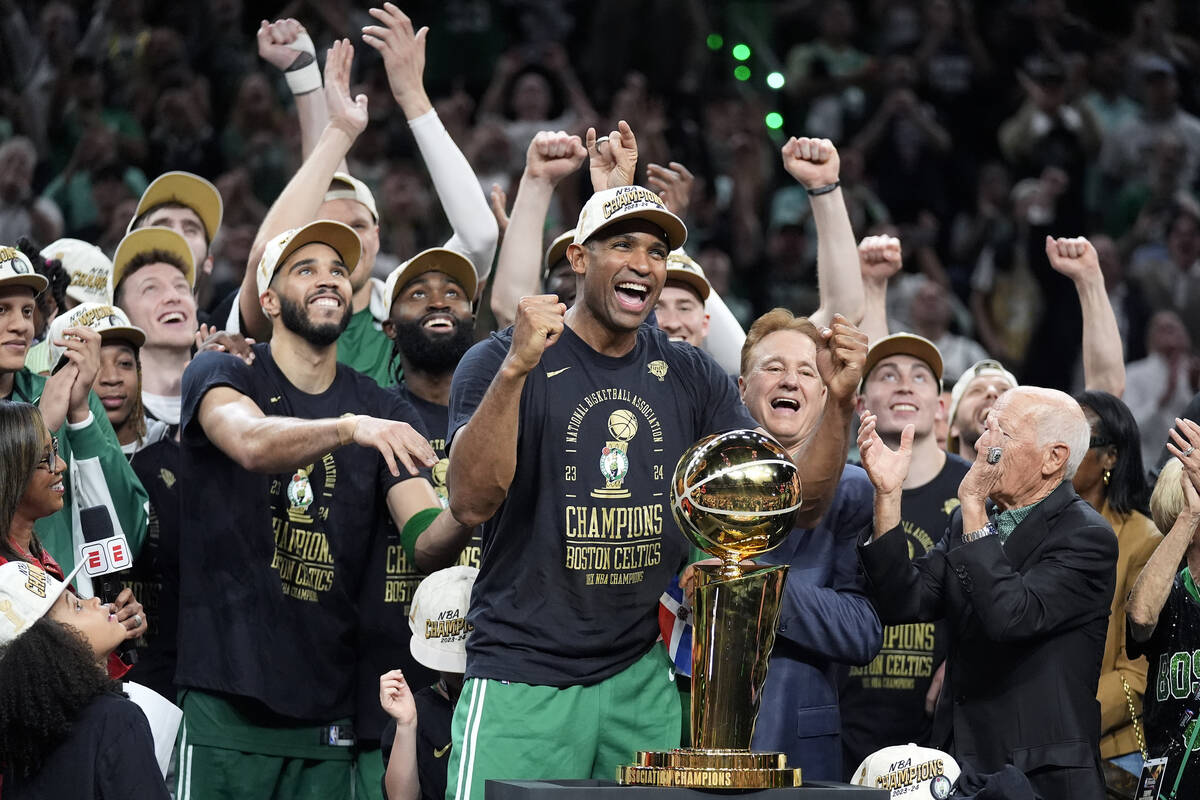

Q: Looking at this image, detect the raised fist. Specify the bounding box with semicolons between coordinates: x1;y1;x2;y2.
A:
1044;236;1099;283
526;130;587;185
858;235;903;284
781;136;840;191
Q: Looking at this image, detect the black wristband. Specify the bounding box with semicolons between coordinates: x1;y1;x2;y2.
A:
806;181;840;196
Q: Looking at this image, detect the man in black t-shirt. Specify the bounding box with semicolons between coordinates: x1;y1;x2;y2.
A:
354;247;485;795
841;333;970;776
444;134;866;800
175;220;473;800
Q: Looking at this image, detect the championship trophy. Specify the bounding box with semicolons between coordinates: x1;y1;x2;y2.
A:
618;429;803;789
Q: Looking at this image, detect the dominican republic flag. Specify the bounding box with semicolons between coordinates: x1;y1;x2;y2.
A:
659;575;693;677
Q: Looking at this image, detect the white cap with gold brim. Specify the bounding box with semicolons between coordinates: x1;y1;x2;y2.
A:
0;246;47;294
383;248;477;310
664;249;711;301
127;171;223;244
255;220;363;299
574;186;687;251
47;302;145;374
108;227;196;302
325;172;379;223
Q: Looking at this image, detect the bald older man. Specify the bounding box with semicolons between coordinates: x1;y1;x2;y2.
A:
855;387;1117;800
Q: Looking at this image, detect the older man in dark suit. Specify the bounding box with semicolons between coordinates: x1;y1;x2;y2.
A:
855;386;1117;800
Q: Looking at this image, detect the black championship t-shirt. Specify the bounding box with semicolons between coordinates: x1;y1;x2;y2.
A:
1129;571;1200;799
447;323;757;687
177;343;416;721
840;452;970;771
121;438;181;701
356;384;482;743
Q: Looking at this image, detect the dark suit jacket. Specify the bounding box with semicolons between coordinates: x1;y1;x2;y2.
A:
753;465;882;781
858;480;1117;800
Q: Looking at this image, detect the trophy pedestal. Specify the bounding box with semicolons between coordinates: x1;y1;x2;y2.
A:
486;779;890;799
617;748;799;788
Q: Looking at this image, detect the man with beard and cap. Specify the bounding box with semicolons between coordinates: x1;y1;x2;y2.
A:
444;132;867;800
354;246;483;797
235;11;497;387
174;218;474;799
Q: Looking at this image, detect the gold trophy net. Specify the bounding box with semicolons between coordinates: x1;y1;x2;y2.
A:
618;430;802;789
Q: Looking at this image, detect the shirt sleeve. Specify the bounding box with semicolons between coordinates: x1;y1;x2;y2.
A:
1128;578;1182;661
378;386;434;492
691;347;758;434
180;350;259;444
446;333;510;450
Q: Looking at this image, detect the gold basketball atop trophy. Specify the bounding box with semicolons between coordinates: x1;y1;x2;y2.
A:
671;428;802;573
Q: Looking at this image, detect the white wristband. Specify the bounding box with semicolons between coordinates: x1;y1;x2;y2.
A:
282;32;321;95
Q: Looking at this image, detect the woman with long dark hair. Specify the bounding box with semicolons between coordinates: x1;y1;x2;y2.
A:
1073;390;1161;777
0;405;168;798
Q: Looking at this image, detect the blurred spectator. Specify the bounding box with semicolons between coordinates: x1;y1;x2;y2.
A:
0;137;62;245
1093;233;1151;365
1125;311;1200;468
912;0;993;151
1107;131;1197;249
783;0;872;142
1101;55;1200;191
851;54;951;225
1081;49;1140;139
51;56;147;175
903;274;988;384
219;72;290;205
147;86;221;179
947;161;1016;295
478;45;597;174
1129;206;1200;347
42;130;147;243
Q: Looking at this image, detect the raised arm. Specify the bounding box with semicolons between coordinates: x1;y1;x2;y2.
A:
386;477;471;572
789;314;867;528
1045;236;1126;398
364;3;498;279
256;18;344;167
489;132;586;327
780;137;864;327
857;235;902;344
198;385;436;477
239;39;368;340
380;669;420;800
1129;430;1200;641
447;296;565;527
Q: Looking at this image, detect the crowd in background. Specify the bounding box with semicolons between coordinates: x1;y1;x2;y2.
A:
1;0;1198;398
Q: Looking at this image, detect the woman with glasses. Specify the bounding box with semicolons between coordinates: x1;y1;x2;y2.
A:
0;401;147;670
1072;390;1161;778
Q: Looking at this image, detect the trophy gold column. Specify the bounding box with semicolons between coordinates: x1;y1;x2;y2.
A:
618;429;803;788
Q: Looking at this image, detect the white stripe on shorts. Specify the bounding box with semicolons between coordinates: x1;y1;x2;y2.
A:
455;679;488;800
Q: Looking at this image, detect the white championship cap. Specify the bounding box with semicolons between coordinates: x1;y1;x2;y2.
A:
46;303;145;374
325;172;379;223
0;246;47;294
665;249;711;301
0;560;84;646
41;238;113;306
108;227;196;302
574;186;687;250
408;565;478;673
851;743;960;799
946;358;1020;452
255;220;362;299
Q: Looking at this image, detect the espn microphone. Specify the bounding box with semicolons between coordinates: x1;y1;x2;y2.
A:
80;505;139;665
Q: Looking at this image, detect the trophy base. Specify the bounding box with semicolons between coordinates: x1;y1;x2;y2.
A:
617;749;801;789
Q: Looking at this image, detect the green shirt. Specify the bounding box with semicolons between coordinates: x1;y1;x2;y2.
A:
8;369;149;570
994;487;1056;545
335;308;395;387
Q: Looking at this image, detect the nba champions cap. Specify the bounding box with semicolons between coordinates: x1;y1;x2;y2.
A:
408;566;478;673
574;186;687;250
852;743;960;799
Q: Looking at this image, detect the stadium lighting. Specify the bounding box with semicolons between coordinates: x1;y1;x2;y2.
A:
767;71;785;90
732;43;752;61
765;112;784;130
706;33;723;51
734;65;751;81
